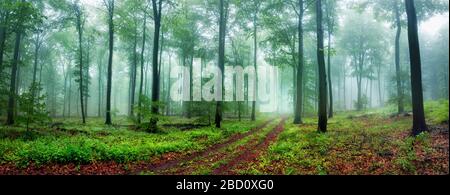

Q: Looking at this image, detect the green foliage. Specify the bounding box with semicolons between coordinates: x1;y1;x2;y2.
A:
8;1;44;33
394;132;431;173
424;99;449;124
0;118;266;167
134;95;166;132
17;83;51;130
353;95;369;111
387;69;412;107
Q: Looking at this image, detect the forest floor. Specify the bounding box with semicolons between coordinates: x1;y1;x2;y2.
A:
0;100;448;175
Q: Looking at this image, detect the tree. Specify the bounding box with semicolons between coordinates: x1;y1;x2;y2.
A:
6;0;42;125
371;0;448;114
404;0;427;136
137;6;148;124
116;0;143;118
215;0;229;128
18;83;50;131
393;0;405;114
72;1;86;124
149;0;163;131
104;0;114;125
291;0;315;124
325;0;336;118
339;12;385;111
316;0;327;133
0;1;12;77
234;0;262;122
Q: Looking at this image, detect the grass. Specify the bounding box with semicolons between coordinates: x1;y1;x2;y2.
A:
0;100;447;175
0;116;267;168
254;100;448;175
424;99;449;124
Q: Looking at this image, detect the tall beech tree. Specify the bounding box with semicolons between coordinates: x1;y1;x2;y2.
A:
316;0;327;133
149;0;163;131
215;0;229;128
104;0;114;125
7;0;42;125
404;0;427;136
72;1;86;124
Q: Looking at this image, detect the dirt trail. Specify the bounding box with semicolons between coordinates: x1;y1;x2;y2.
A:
150;117;286;175
212;118;286;175
136;118;275;174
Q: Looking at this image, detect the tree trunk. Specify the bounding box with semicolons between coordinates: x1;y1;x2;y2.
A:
316;0;327;133
394;1;404;114
63;65;68;117
105;1;114;125
215;0;227;128
166;51;171;116
68;73;72;118
188;56;193;119
405;0;427;136
130;26;138;117
32;33;41;108
6;31;22;125
98;54;103;117
294;0;304;124
150;0;162;130
343;68;346;109
85;40;90;118
0;13;8;74
251;2;258;121
326;5;333;118
378;64;383;107
76;10;86;124
138;13;147;124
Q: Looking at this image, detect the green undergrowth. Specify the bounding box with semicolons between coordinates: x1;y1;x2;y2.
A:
261;113;422;175
424;99;449;125
0;117;267;168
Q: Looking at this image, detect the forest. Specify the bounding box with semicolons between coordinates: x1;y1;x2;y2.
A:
0;0;448;175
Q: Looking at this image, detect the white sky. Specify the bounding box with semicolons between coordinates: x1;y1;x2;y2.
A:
420;13;449;37
78;0;449;38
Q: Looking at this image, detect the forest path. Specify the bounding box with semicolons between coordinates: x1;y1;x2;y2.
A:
140;117;286;175
135;117;279;175
212;117;286;175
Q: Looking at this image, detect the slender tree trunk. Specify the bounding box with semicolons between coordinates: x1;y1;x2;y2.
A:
394;1;404;114
0;13;8;75
32;33;41;111
251;2;259;121
150;0;162;130
15;63;20;119
215;0;227;128
98;55;103;117
326;6;333;118
76;11;86;124
105;1;114;125
378;64;383;107
405;0;427;136
68;73;72;118
316;0;327;133
294;0;304;124
85;40;90;118
166;51;171;116
130;27;138;117
138;13;147;124
188;55;193;118
343;69;346;110
6;31;22;125
63;66;68;117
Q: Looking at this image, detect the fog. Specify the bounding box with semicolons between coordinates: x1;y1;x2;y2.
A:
0;0;448;122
